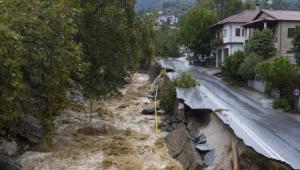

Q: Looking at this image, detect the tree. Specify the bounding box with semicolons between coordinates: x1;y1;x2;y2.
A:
223;0;255;18
0;0;85;134
136;13;157;69
256;56;300;99
245;29;277;58
78;0;156;113
238;53;263;79
179;8;218;58
79;0;145;97
0;0;156;139
293;26;300;64
155;25;180;58
223;51;245;80
198;0;254;18
0;25;24;133
260;0;289;10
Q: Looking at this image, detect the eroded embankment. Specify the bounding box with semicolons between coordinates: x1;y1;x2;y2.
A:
161;102;292;170
17;73;182;170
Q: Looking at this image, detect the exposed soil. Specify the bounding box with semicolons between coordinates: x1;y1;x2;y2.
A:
17;73;182;170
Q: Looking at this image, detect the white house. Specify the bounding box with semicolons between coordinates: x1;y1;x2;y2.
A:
210;10;259;68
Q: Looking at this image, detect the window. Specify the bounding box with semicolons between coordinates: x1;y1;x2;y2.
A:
288;28;295;38
236;28;241;37
242;28;245;37
223;29;227;38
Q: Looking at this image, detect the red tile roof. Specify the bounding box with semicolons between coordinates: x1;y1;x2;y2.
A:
211;10;260;28
258;9;300;21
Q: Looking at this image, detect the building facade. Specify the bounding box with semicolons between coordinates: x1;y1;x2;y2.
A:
210;10;259;68
243;10;300;63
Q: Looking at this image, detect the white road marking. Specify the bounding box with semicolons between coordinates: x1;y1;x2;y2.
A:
201;85;285;162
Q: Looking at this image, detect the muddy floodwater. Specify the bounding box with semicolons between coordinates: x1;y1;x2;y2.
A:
18;73;182;170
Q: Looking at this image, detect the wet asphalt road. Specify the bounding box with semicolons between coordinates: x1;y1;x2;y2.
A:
160;57;300;169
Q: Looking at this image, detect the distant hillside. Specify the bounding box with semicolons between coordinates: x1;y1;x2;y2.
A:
244;0;300;10
136;0;197;15
136;0;162;14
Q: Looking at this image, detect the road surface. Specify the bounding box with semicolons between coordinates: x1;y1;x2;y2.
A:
159;57;300;169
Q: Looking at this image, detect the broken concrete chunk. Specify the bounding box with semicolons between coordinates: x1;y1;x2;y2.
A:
191;132;206;144
165;125;203;170
0;140;17;156
16;115;44;144
0;154;21;170
203;150;216;167
195;143;211;152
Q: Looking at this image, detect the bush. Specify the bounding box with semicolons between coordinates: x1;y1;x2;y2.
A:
172;72;199;88
161;72;198;113
238;53;263;80
264;82;272;96
272;99;292;112
223;51;245;81
256;57;300;99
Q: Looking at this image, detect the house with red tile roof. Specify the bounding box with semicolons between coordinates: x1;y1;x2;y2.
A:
210;10;260;68
243;9;300;63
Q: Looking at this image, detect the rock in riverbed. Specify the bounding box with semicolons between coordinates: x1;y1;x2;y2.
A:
0;139;17;156
141;108;154;115
17;115;44;144
0;154;21;170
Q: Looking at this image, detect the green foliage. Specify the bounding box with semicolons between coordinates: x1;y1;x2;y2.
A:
155;26;180;58
79;0;155;98
0;25;24;133
259;0;291;10
172;72;199;88
272;99;292;112
198;0;255;18
162;0;197;15
137;13;157;68
223;51;245;80
0;0;84;135
136;0;196;15
245;29;277;59
161;83;177;114
256;57;300;100
0;0;156;140
179;8;218;57
161;72;198;113
223;0;255;18
264;81;273;96
292;26;300;65
238;53;263;80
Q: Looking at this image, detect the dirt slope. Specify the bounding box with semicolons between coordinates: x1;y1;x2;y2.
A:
18;73;182;170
